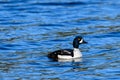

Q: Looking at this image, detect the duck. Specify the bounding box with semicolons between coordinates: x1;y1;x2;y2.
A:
47;36;87;61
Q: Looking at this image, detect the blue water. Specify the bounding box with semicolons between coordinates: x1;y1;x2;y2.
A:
0;0;120;80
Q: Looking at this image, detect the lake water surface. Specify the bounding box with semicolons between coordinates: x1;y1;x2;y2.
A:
0;0;120;80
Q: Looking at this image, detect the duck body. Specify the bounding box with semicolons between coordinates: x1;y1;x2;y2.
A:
48;36;87;61
48;48;82;60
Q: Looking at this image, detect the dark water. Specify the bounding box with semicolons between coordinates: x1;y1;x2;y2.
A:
0;0;120;80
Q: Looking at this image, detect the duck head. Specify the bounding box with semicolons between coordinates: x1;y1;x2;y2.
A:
73;36;87;48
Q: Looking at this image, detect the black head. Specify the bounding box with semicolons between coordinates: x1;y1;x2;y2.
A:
73;36;87;48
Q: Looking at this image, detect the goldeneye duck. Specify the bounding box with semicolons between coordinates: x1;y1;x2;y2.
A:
48;36;87;61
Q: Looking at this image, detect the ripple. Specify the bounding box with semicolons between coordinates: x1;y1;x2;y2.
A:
30;1;86;6
0;0;120;80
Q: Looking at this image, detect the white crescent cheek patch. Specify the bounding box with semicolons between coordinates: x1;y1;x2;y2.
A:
79;39;83;43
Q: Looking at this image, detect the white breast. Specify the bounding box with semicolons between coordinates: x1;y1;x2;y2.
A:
73;48;82;58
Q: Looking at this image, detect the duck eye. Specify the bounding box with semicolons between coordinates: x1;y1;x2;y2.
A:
78;38;81;41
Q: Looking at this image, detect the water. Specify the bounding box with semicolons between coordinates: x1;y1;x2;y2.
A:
0;0;120;80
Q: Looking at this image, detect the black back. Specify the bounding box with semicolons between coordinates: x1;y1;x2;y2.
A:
48;49;73;60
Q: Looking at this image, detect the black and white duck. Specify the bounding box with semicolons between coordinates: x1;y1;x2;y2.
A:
48;36;87;61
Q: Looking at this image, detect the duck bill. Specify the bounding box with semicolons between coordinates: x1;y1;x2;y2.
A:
82;40;87;44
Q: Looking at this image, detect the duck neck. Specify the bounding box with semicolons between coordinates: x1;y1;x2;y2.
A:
73;41;79;48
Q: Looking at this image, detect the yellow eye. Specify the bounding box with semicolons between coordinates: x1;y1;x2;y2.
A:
78;38;81;41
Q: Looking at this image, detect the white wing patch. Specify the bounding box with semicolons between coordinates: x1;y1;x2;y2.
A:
58;55;73;59
58;48;82;59
63;50;71;54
